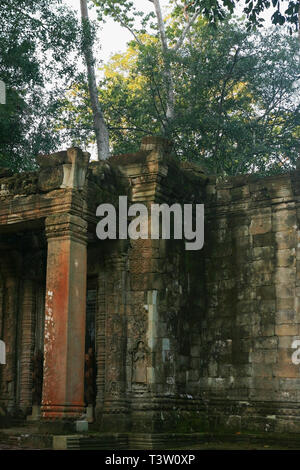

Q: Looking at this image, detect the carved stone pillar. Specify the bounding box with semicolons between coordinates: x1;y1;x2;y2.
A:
0;277;4;406
95;267;106;414
0;253;19;414
19;279;36;414
41;213;87;420
96;252;129;430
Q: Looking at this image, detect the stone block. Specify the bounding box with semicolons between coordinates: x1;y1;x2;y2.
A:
276;249;296;267
236;301;255;315
253;233;274;247
252;377;278;391
273;350;300;378
53;436;69;450
264;350;278;364
75;420;88;432
256;286;275;300
276;284;295;299
38;165;64;192
249;351;264;364
278;336;297;348
252;259;274;273
272;210;296;231
232;225;249;238
252;364;273;377
268;179;293;198
259;322;275;337
277;298;294;310
253;273;273;286
254;336;278;349
275;267;296;284
234;377;252;388
208;361;218;377
217;364;232;377
217;189;231;202
253;246;274;260
275;324;299;336
186;369;200;382
279;378;300;391
249;389;276;401
250;215;271;235
275;231;296;250
232;363;253;376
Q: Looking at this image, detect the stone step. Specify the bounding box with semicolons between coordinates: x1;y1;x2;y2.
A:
53;434;128;450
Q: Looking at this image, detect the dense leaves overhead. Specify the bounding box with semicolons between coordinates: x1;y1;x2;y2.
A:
0;0;80;171
186;0;300;33
1;0;299;176
59;14;300;176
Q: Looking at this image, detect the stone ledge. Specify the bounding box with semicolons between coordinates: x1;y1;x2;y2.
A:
3;429;300;450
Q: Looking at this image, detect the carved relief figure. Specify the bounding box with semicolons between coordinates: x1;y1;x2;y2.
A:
132;341;148;384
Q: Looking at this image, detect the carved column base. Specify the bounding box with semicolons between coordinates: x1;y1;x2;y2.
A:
95;397;130;432
41;403;85;421
27;405;41;422
86;404;94;423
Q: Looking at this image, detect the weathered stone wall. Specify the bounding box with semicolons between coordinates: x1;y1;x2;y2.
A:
195;173;300;433
96;139;207;432
100;144;300;434
1;138;300;435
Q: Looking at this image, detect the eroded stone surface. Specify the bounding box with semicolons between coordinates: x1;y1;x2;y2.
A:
1;137;300;435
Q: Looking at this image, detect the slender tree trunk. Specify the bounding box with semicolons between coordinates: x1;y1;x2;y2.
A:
152;0;175;129
80;0;109;160
298;4;300;45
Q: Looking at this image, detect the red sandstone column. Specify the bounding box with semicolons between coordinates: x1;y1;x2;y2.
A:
41;213;87;420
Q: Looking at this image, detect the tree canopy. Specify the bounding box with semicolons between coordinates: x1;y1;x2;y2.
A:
0;0;80;171
187;0;299;33
59;14;300;175
1;0;299;176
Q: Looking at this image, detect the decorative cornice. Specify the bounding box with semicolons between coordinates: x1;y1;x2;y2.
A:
45;213;88;244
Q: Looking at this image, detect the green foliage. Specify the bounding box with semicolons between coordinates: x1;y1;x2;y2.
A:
0;0;81;172
93;0;156;35
187;0;299;33
60;16;300;175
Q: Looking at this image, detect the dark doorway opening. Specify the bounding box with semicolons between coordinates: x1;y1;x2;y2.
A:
85;278;97;409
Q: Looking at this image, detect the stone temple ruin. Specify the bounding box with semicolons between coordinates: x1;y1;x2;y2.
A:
1;136;300;445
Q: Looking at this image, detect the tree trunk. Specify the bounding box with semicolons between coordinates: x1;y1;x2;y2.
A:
152;0;175;130
298;4;300;45
80;0;109;160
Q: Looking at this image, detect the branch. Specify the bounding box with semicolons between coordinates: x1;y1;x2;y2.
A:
100;4;144;46
108;126;154;133
1;0;49;32
149;76;167;130
153;0;169;53
80;0;109;159
173;10;200;52
114;16;144;46
213;47;240;160
149;68;168;127
63;125;152;134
